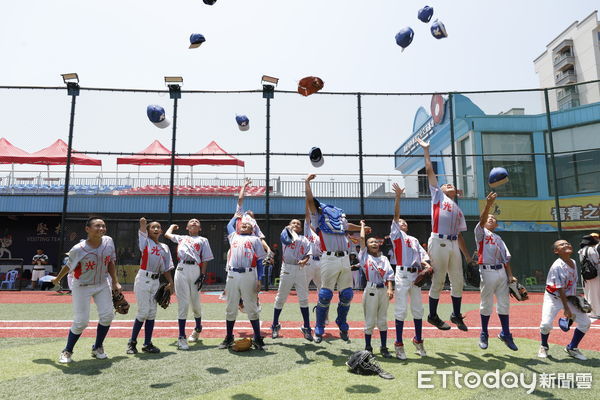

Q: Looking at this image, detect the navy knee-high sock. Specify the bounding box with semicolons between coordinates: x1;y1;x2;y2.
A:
300;307;310;328
273;308;282;327
541;333;549;348
480;314;490;334
365;333;372;348
428;297;439;317
498;314;510;336
395;319;404;344
414;319;423;342
131;319;144;341
226;320;235;338
250;319;261;339
451;296;462;317
144;320;155;345
65;329;81;353
380;331;388;348
178;319;186;338
194;317;202;332
94;324;110;349
567;328;586;350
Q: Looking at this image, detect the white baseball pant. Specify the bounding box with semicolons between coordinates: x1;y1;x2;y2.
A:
31;268;46;282
539;292;591;335
174;262;202;320
362;283;389;335
274;262;309;309
428;236;464;298
225;269;260;321
479;267;510;316
134;270;161;321
320;254;353;291
394;269;424;320
583;277;600;318
304;259;322;292
70;280;114;335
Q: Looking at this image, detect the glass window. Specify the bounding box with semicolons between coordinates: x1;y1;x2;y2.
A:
459;135;474;198
482;132;537;197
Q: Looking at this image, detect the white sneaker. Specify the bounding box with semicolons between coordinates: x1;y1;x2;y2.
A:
188;329;201;343
565;347;587;361
58;350;73;364
395;343;407;360
91;346;108;360
178;337;190;350
537;345;549;358
412;338;427;357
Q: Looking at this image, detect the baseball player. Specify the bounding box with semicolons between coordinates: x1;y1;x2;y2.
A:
305;174;366;343
271;219;313;341
219;214;267;350
51;217;122;363
165;219;214;350
126;218;175;355
359;220;394;358
579;233;599;319
417;138;472;331
475;192;518;351
390;184;431;360
538;239;591;360
31;249;49;290
304;194;323;290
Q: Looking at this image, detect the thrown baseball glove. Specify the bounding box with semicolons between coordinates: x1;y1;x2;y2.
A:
346;350;394;380
231;337;252;352
413;267;433;287
112;289;130;314
154;282;171;309
465;260;480;287
508;280;528;301
298;76;324;96
194;272;206;291
567;295;592;314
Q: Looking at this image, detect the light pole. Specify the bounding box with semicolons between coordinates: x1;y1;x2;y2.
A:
165;76;183;226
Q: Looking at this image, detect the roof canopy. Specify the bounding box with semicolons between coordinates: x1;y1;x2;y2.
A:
10;139;102;166
189;141;245;167
116;140;173;166
0;138;30;164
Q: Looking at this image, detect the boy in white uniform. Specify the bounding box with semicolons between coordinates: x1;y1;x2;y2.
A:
359;220;394;358
51;217;122;363
579;234;600;319
126;218;175;354
304;194;323;292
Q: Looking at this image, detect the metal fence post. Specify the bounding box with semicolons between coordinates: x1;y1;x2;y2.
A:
544;88;563;237
357;93;365;219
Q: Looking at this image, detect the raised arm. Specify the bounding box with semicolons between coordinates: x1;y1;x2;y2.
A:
392;183;405;222
164;224;178;241
416;138;438;187
139;217;147;233
479;192;497;227
305;174;317;214
237;178;252;210
359;220;367;249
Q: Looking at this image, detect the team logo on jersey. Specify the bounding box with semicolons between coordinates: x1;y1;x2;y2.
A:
85;261;96;271
151;246;161;256
442;202;452;212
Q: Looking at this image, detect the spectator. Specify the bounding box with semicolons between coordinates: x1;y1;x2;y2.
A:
579;233;599;319
31;249;49;290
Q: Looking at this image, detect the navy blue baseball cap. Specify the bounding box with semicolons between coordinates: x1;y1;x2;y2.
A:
430;19;448;39
489;167;509;188
309;147;324;168
395;27;414;51
146;105;170;129
418;6;434;23
236;115;250;131
559;317;573;332
189;33;206;49
203;0;217;4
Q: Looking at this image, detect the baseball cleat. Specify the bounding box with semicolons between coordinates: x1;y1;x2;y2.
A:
271;323;281;339
177;337;190;350
91;345;108;359
412;338;427;357
478;332;489;349
126;340;138;354
300;326;314;342
498;333;518;351
252;336;267;351
450;313;468;331
58;350;73;364
380;347;392;358
394;342;407;360
142;343;160;354
365;345;373;353
537;345;549;358
339;330;350;342
427;314;451;330
314;334;323;344
188;327;202;343
565;347;587;361
218;336;234;349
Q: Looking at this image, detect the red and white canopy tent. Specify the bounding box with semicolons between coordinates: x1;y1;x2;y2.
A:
0;138;30;164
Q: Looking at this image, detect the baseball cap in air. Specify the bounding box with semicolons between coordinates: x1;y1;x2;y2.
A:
146;105;171;129
236;115;250;131
309;147;324;168
189;33;206;49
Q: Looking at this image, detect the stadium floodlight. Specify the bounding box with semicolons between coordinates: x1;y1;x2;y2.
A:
165;76;183;99
61;73;79;84
61;73;80;96
261;75;278;99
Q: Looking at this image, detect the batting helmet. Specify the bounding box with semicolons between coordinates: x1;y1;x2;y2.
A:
395;27;414;51
417;6;434;23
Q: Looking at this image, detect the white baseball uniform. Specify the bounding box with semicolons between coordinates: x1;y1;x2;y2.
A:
390;221;428;321
236;205;265;238
427;184;467;298
540;258;591;334
475;223;511;315
274;228;311;309
31;253;49;282
66;236;117;334
304;220;322;291
135;231;174;321
225;231;267;321
170;234;214;320
579;244;600;318
359;248;394;335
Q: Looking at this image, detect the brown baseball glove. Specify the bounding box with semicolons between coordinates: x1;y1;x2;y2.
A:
567;295;592;313
508;281;528;301
112;289;130;314
154;282;171;309
231;337;252;352
413;267;433;287
298;76;324;96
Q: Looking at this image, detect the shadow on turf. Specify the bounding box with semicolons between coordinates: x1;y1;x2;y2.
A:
206;367;229;374
345;384;381;394
269;342;321;365
231;394;263;400
149;382;174;389
33;356;128;375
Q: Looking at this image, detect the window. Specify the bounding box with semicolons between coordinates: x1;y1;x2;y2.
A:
458;135;474;198
418;163;437;198
482;133;537;197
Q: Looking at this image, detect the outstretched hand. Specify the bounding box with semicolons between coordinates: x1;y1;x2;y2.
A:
392;183;405;197
306;174;316;182
416;137;430;149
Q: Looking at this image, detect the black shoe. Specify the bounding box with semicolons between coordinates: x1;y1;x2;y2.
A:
380;347;392;358
339;330;350;342
218;336;234;349
271;323;281;339
300;326;314;342
365;345;373;353
252;336;266;351
314;334;323;344
450;313;468;332
427;314;451;330
126;340;138;354
141;343;161;354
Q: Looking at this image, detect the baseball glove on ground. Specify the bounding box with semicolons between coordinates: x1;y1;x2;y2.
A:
231;337;252;352
567;295;592;313
413;267;433;287
465;261;480;287
112;289;130;314
508;281;528;301
194;273;206;291
154;283;171;309
346;350;394;380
